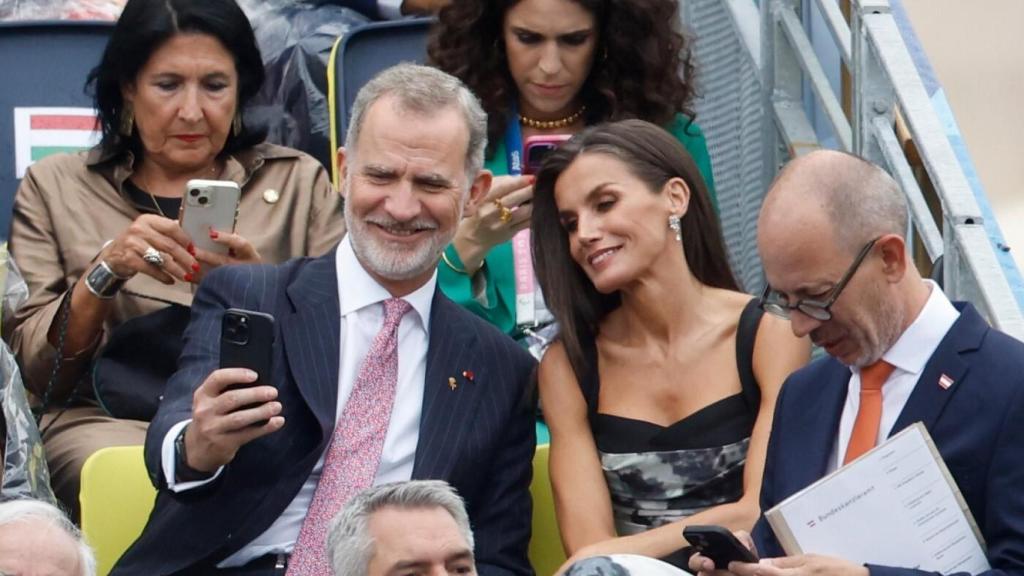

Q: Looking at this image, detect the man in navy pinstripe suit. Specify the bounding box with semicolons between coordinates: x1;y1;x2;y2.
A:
113;64;537;576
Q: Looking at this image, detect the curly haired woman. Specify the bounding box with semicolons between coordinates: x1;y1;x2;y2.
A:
428;0;716;337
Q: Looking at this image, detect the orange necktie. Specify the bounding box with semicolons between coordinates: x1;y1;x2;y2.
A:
843;360;896;464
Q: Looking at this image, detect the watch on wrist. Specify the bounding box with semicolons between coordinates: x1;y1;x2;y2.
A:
84;261;128;300
175;425;212;483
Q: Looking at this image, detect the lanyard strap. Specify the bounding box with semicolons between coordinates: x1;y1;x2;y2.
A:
504;107;539;327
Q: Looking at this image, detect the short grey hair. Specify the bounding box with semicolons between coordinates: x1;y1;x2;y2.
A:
343;63;489;186
326;480;475;576
0;498;96;576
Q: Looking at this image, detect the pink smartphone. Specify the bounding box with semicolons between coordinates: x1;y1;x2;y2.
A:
523;134;572;175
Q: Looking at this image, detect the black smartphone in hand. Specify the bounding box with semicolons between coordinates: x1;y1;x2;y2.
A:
684;525;759;567
220;308;275;390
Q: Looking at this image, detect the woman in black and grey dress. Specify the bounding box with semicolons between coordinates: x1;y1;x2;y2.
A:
532;120;810;570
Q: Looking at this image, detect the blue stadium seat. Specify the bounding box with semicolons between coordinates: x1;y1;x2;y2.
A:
327;17;432;185
0;21;113;240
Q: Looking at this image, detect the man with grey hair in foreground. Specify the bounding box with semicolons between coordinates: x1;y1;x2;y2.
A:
114;63;537;576
0;498;96;576
690;150;1024;576
327;480;476;576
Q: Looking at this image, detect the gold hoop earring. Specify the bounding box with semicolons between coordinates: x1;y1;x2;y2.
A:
119;106;134;137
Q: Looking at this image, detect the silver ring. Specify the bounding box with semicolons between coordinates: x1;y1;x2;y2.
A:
142;246;165;267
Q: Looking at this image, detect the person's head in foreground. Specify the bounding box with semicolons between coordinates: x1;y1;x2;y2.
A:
531;118;735;375
326;480;476;576
0;498;95;576
338;63;490;295
429;0;696;152
757;149;926;367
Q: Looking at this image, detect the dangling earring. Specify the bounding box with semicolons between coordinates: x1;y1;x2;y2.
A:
232;113;242;137
668;215;682;242
119;105;134;137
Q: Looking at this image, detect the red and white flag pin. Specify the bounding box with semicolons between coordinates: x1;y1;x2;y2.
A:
938;374;955;390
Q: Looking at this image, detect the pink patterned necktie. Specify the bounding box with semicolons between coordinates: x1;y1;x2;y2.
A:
287;297;411;575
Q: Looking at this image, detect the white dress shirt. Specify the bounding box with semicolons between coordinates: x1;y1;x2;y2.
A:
162;236;434;566
827;281;959;473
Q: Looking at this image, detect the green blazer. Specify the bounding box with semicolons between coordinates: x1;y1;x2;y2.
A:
438;115;717;336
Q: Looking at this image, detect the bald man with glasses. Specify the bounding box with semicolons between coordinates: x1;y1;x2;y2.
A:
691;150;1024;576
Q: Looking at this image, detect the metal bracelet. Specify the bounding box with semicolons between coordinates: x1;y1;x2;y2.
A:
84;261;128;300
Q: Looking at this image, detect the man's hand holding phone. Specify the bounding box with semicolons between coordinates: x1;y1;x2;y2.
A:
686;528;758;576
687;528;869;576
183;368;284;473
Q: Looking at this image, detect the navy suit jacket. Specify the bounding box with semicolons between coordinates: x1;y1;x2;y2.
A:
113;251;537;576
752;303;1024;576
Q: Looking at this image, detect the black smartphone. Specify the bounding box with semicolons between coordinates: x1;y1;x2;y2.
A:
220;308;275;390
683;525;758;566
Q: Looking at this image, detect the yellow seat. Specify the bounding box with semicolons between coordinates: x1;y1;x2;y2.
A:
78;444;566;575
530;443;567;575
79;445;156;576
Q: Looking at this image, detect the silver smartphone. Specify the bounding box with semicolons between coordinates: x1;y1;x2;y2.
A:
180;179;241;256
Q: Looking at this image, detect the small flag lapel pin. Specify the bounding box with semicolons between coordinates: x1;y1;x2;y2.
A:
938;374;954;390
448;377;457;391
462;370;475;382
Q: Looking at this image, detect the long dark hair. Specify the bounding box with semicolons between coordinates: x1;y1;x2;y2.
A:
88;0;266;160
428;0;698;156
532;119;737;380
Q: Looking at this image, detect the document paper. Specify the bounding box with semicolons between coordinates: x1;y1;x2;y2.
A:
765;423;989;574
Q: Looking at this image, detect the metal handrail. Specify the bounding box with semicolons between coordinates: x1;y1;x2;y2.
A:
856;4;1024;338
778;7;853;150
859;13;982;223
813;0;852;66
872;117;943;261
751;0;1024;340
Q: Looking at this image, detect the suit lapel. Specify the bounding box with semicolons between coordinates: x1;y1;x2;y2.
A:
279;252;341;436
890;303;986;436
793;360;850;483
412;292;483;479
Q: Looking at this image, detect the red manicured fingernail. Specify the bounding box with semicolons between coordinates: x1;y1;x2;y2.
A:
191;262;200;272
209;229;219;239
527;175;536;184
187;243;195;255
228;248;236;258
184;273;194;282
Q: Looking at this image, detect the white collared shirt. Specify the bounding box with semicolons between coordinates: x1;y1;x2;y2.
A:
828;281;959;472
162;236;434;566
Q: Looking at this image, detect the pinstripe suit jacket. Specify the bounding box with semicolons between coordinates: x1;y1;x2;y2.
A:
113;250;537;576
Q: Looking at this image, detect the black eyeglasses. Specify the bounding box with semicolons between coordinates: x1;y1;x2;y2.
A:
759;237;881;322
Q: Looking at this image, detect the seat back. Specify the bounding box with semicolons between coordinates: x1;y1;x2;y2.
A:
529;443;567;575
327;18;432;186
79;445;156;576
0;21;112;240
78;442;566;574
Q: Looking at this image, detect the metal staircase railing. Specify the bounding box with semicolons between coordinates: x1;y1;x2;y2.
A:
687;0;1024;341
